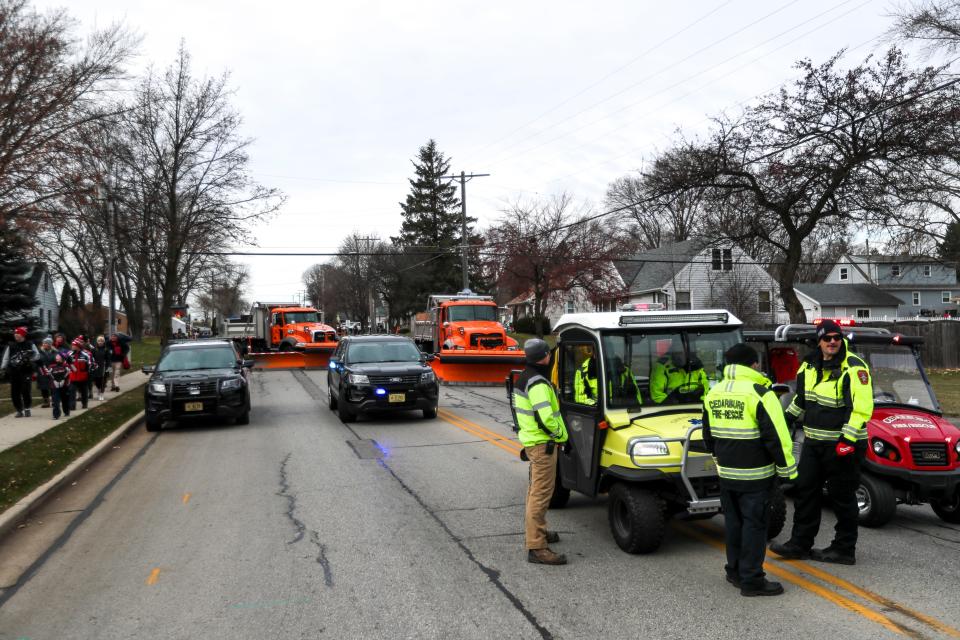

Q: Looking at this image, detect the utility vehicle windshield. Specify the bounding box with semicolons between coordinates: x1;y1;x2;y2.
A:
446;304;497;322
284;311;320;324
598;328;742;409
848;343;938;411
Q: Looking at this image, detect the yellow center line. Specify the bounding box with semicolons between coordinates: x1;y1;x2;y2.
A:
146;568;161;586
675;523;909;636
182;493;191;505
696;521;960;639
437;408;523;448
437;410;523;456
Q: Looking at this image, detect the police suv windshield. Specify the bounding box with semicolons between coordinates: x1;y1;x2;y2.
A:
600;328;742;409
284;311;319;324
845;343;938;411
157;347;237;372
446;304;497;322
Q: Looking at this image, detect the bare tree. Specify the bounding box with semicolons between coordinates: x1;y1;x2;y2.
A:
648;49;960;322
889;1;960;54
605;171;705;251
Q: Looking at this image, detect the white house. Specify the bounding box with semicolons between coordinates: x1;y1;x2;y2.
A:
615;240;789;325
794;283;902;322
506;263;628;329
28;263;59;332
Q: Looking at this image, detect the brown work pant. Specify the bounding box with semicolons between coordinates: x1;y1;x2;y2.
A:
525;442;558;550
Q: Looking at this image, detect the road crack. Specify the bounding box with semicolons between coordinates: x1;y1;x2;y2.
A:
276;453;334;587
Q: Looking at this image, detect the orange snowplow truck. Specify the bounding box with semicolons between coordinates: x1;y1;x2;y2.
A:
237;302;339;369
414;292;525;384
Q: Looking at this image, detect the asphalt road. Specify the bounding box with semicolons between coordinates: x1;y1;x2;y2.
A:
0;369;958;639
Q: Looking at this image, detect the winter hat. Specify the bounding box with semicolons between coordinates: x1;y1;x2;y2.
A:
14;327;27;338
42;337;53;345
523;338;551;364
71;338;84;348
724;343;758;367
816;319;843;341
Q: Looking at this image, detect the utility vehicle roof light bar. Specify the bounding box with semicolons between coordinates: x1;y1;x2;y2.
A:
619;312;728;326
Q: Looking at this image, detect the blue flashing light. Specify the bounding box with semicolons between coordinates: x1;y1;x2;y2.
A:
375;388;386;395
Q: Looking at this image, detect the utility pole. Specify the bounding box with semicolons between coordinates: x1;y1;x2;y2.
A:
441;170;489;293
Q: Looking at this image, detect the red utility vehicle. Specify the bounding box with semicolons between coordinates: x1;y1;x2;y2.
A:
746;323;960;526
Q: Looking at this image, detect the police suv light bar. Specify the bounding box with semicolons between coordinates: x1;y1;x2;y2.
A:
619;312;729;326
620;303;665;312
813;317;856;327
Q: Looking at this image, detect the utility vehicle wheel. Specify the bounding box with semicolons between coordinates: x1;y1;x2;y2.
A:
145;415;162;432
931;493;960;523
422;405;437;419
857;474;897;527
328;381;337;410
236;411;250;425
607;483;665;554
549;467;570;509
767;482;787;540
338;394;356;423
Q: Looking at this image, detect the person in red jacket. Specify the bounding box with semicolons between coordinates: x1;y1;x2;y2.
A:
68;338;92;410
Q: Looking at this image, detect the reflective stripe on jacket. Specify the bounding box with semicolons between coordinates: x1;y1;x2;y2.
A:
702;364;797;490
785;342;873;444
513;367;569;448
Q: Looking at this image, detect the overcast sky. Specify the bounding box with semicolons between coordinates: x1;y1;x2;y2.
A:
36;0;908;306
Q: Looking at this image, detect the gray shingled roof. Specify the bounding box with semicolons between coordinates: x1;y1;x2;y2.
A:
795;283;902;306
616;239;706;293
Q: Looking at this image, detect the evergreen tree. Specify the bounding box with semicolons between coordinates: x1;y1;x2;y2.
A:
393;140;473;298
0;223;35;333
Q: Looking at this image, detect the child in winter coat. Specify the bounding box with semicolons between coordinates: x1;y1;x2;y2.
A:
68;338;92;410
43;353;73;419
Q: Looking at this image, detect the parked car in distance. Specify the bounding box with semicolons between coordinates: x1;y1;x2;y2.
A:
327;335;439;422
142;340;254;431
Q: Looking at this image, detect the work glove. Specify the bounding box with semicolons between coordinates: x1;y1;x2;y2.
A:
836;441;855;457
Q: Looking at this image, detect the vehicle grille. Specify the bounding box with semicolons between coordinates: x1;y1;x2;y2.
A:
470;333;504;348
172;381;218;397
368;374;420;385
910;442;948;466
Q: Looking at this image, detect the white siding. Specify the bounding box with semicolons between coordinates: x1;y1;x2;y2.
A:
29;266;59;332
825;256;872;284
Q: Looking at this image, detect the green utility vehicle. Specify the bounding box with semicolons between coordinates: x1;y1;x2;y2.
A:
535;308;786;553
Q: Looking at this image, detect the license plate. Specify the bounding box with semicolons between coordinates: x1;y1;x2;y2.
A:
184;401;203;412
922;451;943;461
388;393;405;403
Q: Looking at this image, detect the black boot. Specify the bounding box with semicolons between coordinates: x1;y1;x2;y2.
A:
769;540;810;560
811;546;856;565
741;579;784;597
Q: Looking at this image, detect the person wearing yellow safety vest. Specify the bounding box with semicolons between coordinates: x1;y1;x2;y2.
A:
574;354;643;406
702;343;798;597
650;350;709;404
513;338;570;566
770;319;873;566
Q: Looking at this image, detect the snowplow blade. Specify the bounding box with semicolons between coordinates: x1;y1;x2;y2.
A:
248;351;306;370
301;350;333;369
430;351;527;385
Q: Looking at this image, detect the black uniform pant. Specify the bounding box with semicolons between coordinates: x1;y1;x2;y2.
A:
10;375;32;412
720;486;770;588
790;440;861;553
51;386;70;419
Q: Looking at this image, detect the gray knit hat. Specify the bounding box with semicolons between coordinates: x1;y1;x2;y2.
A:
523;338;551;364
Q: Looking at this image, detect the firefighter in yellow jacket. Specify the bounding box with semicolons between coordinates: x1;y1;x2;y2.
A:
771;319;873;566
513;339;570;565
703;343;797;597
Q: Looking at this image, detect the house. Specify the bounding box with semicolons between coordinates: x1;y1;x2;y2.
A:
615;239;789;325
794;283;902;322
27;263;59;332
825;254;959;317
81;303;129;334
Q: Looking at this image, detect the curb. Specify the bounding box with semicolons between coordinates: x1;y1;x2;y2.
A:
0;410;145;541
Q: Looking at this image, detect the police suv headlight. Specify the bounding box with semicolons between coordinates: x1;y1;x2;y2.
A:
420;370;435;383
221;377;244;391
149;382;167;394
348;373;369;384
630;439;669;457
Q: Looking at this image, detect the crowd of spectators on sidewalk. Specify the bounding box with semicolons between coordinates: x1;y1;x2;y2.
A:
1;327;131;420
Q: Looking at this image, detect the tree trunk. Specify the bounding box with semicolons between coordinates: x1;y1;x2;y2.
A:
778;237;806;323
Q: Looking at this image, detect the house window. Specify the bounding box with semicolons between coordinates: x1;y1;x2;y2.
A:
839;267;848;281
758;291;771;314
856;309;871;319
912;291;921;306
943;291;952;304
47;309;51;329
565;299;576;314
43;273;49;292
711;248;733;271
924;265;932;277
676;291;691;310
891;264;901;277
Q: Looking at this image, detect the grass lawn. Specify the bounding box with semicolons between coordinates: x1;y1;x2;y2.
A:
0;383;145;513
927;369;960;416
508;332;557;349
0;337;161;419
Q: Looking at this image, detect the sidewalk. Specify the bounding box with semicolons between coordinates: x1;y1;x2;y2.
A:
0;371;149;454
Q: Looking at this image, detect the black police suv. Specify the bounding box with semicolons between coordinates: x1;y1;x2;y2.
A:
143;340;253;431
327;335;438;422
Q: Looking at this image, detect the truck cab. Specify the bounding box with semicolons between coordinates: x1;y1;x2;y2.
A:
415;292;519;354
532;308;786;553
266;306;338;351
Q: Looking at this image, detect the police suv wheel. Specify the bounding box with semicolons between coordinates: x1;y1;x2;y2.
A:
931;493;960;523
145;415;162;432
607;483;665;554
328;379;337;410
338;390;356;423
857;474;897;527
236;411;250;426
